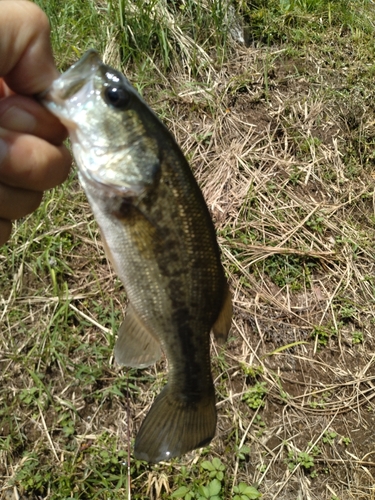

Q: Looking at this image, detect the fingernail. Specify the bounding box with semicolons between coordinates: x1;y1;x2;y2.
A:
0;138;8;164
0;106;37;133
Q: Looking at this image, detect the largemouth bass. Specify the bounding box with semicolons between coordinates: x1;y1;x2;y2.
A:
41;50;232;463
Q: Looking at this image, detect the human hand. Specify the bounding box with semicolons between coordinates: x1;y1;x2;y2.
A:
0;0;71;245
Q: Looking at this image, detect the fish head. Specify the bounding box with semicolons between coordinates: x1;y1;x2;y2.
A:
41;49;160;197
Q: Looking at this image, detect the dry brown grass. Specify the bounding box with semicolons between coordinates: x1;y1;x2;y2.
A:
163;43;375;499
2;11;375;500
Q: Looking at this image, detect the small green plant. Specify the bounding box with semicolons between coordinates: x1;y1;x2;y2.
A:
311;325;337;346
15;453;50;493
305;214;325;234
287;450;315;472
233;482;262;499
197;478;222;499
241;364;264;378
235;444;251;460
299;136;322;155
242;382;268;409
171;485;195;500
19;386;42;406
289;166;303;185
309;391;331;409
352;331;363;344
260;465;268;475
339;305;356;320
201;458;225;481
323;431;338;445
309;444;321;456
254;415;266;437
57;411;75;437
172;458;225;499
262;254;316;290
341;436;351;446
172;479;223;500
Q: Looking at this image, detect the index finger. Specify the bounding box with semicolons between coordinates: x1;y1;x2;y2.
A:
0;0;58;95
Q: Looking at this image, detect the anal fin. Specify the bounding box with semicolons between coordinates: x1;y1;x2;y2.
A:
114;305;162;368
211;284;232;345
134;385;216;463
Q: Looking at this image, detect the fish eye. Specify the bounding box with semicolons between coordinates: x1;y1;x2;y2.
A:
103;85;130;109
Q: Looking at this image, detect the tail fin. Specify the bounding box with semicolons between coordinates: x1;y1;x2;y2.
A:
134;385;217;463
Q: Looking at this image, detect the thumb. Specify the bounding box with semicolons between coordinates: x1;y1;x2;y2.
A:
0;1;58;95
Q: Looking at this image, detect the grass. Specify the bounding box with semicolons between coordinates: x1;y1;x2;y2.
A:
2;0;375;498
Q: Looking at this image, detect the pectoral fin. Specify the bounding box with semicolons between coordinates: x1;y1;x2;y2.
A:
115;305;162;368
211;284;232;345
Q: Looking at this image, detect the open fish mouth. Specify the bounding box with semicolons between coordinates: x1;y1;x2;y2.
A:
40;49;102;102
38;50;103;129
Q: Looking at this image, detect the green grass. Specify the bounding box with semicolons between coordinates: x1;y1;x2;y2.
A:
2;0;375;498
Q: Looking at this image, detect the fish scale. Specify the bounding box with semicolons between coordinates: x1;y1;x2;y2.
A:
41;49;232;463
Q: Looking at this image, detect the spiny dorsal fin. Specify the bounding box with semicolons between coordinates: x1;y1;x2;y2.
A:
212;284;232;345
134;385;216;463
114;305;162;368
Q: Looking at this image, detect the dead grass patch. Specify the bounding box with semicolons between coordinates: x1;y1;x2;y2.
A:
2;18;375;500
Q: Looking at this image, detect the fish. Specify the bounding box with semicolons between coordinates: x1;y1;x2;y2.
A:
40;49;232;463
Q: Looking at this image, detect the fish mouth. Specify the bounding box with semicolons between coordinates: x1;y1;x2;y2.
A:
38;49;103;128
40;49;102;100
